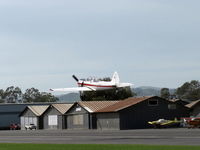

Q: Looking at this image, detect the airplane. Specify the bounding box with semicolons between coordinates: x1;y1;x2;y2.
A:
148;118;181;128
50;72;132;92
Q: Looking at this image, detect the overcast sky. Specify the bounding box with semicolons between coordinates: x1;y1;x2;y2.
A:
0;0;200;92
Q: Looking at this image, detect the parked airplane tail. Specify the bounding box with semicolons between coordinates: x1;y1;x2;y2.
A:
111;72;120;84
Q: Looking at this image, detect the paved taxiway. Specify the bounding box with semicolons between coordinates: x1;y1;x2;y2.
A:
0;128;200;145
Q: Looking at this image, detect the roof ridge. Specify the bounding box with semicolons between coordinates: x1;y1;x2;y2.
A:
96;96;156;113
51;103;73;114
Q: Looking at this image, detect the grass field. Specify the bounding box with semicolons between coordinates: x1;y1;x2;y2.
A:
0;144;200;150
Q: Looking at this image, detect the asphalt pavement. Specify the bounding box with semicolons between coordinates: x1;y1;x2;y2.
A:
0;128;200;145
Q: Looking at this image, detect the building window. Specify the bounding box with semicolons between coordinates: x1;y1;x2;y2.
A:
168;104;176;110
76;107;81;112
48;115;58;126
148;99;158;106
73;114;83;125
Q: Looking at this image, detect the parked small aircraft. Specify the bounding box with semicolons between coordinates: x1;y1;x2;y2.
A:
148;118;181;128
184;118;200;128
50;72;132;92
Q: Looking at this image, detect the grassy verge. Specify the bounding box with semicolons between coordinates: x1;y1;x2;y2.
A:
0;144;200;150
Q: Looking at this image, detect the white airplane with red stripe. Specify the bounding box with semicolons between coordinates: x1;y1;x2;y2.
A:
50;72;132;92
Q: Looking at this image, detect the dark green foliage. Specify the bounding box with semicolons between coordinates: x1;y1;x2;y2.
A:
134;86;161;96
23;88;41;103
176;80;200;101
23;88;58;103
57;93;81;102
0;89;5;103
39;92;59;102
81;87;133;101
160;88;170;99
0;87;58;103
4;86;22;103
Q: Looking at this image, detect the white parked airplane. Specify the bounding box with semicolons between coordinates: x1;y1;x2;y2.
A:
50;72;132;92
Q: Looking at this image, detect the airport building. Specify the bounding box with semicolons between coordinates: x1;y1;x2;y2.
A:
186;100;200;117
65;101;119;129
0;104;28;129
0;96;191;130
19;105;49;130
43;104;73;129
0;103;70;129
95;96;190;130
64;96;189;130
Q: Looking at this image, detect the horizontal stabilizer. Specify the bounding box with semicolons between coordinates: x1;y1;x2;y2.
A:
117;83;133;88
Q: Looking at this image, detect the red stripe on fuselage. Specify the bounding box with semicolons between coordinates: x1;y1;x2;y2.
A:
78;83;115;88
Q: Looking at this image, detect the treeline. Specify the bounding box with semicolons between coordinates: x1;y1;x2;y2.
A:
81;87;134;101
160;80;200;101
0;86;58;103
1;80;200;103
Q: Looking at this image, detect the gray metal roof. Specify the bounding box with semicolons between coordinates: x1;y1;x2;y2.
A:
186;100;200;108
27;105;49;116
52;104;73;114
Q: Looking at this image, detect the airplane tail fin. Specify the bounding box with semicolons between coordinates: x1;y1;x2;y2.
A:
111;72;120;84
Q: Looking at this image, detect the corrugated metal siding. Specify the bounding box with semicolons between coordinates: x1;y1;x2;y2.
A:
20;109;39;130
27;105;49;116
191;103;200;117
0;103;69;129
66;103;89;129
43;107;62;129
78;101;119;113
0;104;45;128
119;97;190;129
52;104;73;114
96;113;119;130
67;113;89;129
1;114;20;127
97;96;153;112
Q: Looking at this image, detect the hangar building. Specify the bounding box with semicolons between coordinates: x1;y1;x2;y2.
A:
20;105;49;130
0;104;27;129
96;96;190;130
0;96;190;130
65;96;189;130
43;104;73;129
66;101;118;129
186;100;200;117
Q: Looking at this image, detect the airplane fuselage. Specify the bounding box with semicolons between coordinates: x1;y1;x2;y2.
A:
77;80;116;91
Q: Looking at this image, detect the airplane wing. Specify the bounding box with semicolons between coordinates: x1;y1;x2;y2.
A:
50;87;95;92
117;83;133;88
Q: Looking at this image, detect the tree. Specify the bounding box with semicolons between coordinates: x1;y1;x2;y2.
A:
176;80;200;101
23;88;40;103
160;88;170;99
23;88;58;103
0;89;5;103
39;92;58;102
80;87;133;101
4;86;22;103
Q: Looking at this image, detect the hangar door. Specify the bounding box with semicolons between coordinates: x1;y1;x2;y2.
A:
48;115;58;129
67;114;89;129
20;116;37;129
